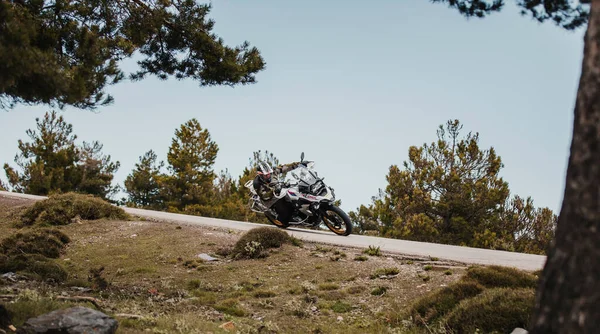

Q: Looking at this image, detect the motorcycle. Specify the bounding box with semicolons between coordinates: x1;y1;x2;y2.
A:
245;152;353;236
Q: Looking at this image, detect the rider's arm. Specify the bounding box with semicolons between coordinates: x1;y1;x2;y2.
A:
275;161;301;175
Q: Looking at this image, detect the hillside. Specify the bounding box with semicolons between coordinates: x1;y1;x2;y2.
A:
0;195;472;333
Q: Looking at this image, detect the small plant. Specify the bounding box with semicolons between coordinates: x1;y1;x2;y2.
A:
354;255;368;262
445;270;453;275
406;260;414;265
363;245;381;256
330;301;352;313
88;266;109;291
371;286;387;296
424;265;433;271
315;245;333;253
319;283;340;291
253;290;276;298
429;256;440;261
346;286;365;294
422;275;431;282
290;236;304;247
231;227;291;259
370;267;400;279
187;279;202;290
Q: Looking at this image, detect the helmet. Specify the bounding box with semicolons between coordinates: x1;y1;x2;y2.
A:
257;161;273;183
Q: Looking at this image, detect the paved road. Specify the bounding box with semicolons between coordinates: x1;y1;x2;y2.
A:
0;191;547;271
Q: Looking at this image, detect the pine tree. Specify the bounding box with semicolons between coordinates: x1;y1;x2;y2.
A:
366;120;511;245
0;0;265;110
164;118;218;210
428;0;596;331
124;150;165;209
3;110;119;199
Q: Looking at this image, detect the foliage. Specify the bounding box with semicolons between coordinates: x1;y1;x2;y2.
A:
0;0;265;110
0;228;70;282
20;192;128;226
400;265;538;333
363;245;382;256
350;119;557;254
407;280;485;324
163;118;218;211
464;265;538;289
431;0;589;30
124;150;166;209
0;228;70;258
3;111;120;199
443;287;535;333
231;227;291;259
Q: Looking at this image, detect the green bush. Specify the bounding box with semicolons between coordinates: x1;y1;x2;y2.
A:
443;287;535;333
465;265;538;289
231;227;291;259
0;229;70;282
0;228;70;258
21;192;128;226
0;254;68;282
407;280;485;324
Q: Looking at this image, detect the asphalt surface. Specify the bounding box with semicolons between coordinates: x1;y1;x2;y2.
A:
0;191;547;271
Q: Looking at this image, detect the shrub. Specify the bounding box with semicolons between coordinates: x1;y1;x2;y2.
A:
330;301;352;313
0;228;70;258
318;283;339;291
370;267;399;279
407;280;485;325
0;229;70;283
354;255;368;262
443;287;535;333
371;286;387;296
363;245;381;256
20;192;128;226
0;254;68;282
465;265;538;289
231;227;291;259
253;290;276;298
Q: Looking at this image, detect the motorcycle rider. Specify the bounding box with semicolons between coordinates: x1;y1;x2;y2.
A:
252;160;307;209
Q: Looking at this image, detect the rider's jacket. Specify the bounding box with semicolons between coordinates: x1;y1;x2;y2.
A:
252;161;302;202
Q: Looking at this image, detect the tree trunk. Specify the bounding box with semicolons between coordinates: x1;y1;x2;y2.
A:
529;1;600;332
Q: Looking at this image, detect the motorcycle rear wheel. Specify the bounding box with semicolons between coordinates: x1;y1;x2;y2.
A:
321;205;353;236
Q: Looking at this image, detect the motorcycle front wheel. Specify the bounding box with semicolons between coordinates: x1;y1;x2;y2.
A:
321;205;353;236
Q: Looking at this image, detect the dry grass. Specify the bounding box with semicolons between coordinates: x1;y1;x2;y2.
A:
0;196;467;334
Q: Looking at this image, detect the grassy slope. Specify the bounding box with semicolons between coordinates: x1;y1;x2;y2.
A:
0;196;467;333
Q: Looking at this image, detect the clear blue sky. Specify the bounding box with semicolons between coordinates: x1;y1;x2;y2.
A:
0;0;585;214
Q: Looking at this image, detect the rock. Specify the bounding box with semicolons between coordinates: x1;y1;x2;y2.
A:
1;272;18;282
511;328;528;334
336;316;344;322
17;306;118;334
197;253;218;262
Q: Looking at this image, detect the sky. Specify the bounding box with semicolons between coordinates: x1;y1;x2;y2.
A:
0;0;586;214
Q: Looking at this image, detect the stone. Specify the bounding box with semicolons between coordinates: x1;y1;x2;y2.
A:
511;328;528;334
197;253;218;261
17;306;118;334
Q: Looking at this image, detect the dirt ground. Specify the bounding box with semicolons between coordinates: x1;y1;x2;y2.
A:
0;195;468;333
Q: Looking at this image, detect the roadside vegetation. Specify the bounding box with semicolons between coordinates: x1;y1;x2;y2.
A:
3;113;556;256
0;196;541;333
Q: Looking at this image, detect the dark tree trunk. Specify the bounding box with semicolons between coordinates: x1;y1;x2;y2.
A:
529;1;600;332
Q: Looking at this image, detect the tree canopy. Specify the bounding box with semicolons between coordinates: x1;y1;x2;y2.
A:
0;0;265;110
3;110;119;199
351;119;557;254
